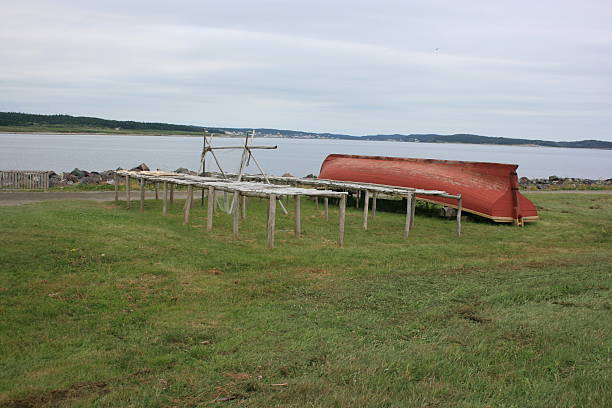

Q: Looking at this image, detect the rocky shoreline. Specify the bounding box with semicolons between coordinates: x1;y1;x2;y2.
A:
47;164;612;190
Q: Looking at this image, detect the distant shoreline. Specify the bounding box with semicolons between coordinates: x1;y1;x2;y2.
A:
2;131;611;151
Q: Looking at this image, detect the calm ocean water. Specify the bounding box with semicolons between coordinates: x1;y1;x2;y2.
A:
1;133;611;179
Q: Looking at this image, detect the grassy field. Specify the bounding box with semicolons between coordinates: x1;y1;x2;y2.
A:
0;193;610;407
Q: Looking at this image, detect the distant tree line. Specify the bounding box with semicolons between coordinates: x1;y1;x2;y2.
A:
0;112;212;133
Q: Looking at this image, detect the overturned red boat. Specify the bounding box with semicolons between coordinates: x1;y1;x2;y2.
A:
319;154;538;224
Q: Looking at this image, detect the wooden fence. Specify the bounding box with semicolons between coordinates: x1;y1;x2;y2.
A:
0;171;50;191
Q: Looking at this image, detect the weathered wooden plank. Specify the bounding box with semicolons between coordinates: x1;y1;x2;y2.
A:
294;195;301;237
183;185;193;224
338;194;346;247
362;190;370;230
207;186;215;231
267;194;276;248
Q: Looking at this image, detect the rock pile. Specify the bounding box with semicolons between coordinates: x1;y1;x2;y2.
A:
47;164;197;187
519;176;612;190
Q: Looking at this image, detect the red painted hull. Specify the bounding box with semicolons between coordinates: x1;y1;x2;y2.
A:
319;154;538;223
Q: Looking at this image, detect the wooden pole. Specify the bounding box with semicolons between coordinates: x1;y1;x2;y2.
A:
362;190;370;230
267;194;276;249
456;196;462;237
241;195;247;219
372;192;377;217
324;197;329;220
201;188;205;207
114;173;119;201
294;195;301;237
139;178;145;212
338;194;346;247
169;184;174;204
183;185;193;224
232;191;240;239
355;191;360;209
207;186;214;231
410;193;417;228
404;193;413;239
162;182;168;216
315;197;319;210
154;183;159;200
125;175;131;209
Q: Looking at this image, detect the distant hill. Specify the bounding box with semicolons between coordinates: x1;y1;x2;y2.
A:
1;112;610;149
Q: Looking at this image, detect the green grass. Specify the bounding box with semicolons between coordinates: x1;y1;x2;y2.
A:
0;193;610;407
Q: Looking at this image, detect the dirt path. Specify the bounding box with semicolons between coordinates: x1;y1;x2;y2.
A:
0;191;190;206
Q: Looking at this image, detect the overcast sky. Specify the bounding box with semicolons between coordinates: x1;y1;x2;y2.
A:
1;0;611;141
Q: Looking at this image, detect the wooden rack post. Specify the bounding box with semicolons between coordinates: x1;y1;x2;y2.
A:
362;190;370;230
183;185;193;224
267;194;277;248
155;183;159;200
294;195;301;237
114;173;119;201
169;184;174;204
241;195;247;219
372;192;377;217
338;194;346;247
162;182;168;216
207;186;214;231
410;192;416;228
232;191;240;239
139;179;145;212
125;175;131;209
324;197;329;220
404;193;413;239
456;196;462;237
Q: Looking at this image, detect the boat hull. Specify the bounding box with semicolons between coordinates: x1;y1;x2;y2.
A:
319;154;538;223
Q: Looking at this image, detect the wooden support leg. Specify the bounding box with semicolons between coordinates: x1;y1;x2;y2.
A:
241;195;247;219
338;195;347;247
126;176;131;209
183;185;193;224
356;191;360;209
362;190;370;230
372;193;377;217
201;188;205;207
315;197;319;210
294;195;301;237
139;178;145;212
162;182;168;216
267;194;276;249
114;173;119;201
456;196;462;237
207;186;214;231
169;184;174;204
410;193;416;229
324;197;329;220
232;191;240;239
155;183;159;200
404;193;413;239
